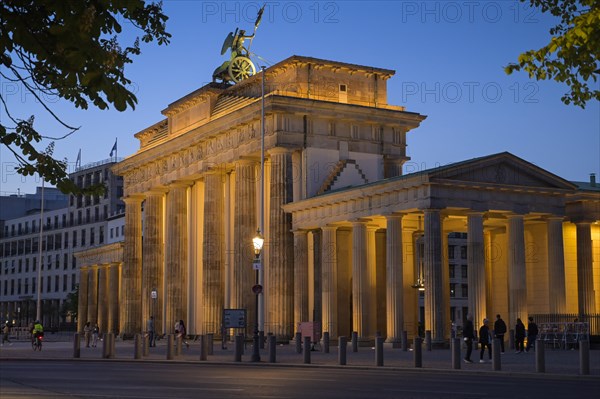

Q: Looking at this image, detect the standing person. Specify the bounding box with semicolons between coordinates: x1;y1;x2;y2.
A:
91;323;100;348
147;316;156;347
83;322;91;348
479;318;492;363
494;314;507;353
177;319;189;348
463;314;475;363
526;316;538;352
1;322;12;346
515;318;526;353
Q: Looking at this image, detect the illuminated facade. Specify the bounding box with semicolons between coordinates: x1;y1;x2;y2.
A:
80;56;599;343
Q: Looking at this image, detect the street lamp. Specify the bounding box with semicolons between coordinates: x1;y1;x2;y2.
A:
251;229;264;362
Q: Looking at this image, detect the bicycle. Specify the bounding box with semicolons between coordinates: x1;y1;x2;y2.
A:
32;334;43;351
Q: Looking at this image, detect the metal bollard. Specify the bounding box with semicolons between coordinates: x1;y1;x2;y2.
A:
413;337;422;368
268;335;276;363
536;341;545;373
102;333;110;359
492;338;501;371
73;333;81;358
579;340;590;375
303;336;311;364
401;330;408;351
323;332;330;353
352;331;358;352
207;333;213;356
166;334;174;360
509;329;515;350
295;332;302;354
234;334;243;362
199;335;207;361
452;338;461;369
339;336;347;365
134;334;142;359
109;333;115;359
176;335;182;356
143;334;149;357
259;331;265;349
425;330;432;351
376;337;384;367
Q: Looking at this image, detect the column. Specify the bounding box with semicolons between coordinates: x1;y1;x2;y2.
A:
77;266;89;332
121;196;143;335
293;230;309;329
233;161;256;334
508;214;527;324
423;209;445;344
366;225;378;335
385;214;404;343
576;222;596;316
547;217;566;313
87;265;99;325
142;190;165;335
107;262;120;334
202;172;224;334
268;148;294;339
322;226;338;338
351;221;369;339
467;212;486;330
165;183;188;333
97;265;109;333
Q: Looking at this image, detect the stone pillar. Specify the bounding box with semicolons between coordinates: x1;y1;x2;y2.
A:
267;148;294;339
202;172;224;334
366;225;378;335
467;212;486;330
508;214;527;324
78;267;89;332
423;209;445;344
322;226;338;338
385;214;404;344
142;191;165;335
352;221;370;339
165;184;188;333
576;222;596;316
547;217;566;313
87;265;99;325
121;196;144;335
107;262;120;334
233;161;256;335
97;264;109;333
293;230;309;329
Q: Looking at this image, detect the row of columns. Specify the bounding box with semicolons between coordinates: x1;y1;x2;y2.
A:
78;263;120;334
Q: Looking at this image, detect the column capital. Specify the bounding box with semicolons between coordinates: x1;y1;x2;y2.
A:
321;225;338;233
467;211;485;217
506;213;524;220
123;195;145;205
144;187;168;197
168;180;194;189
546;215;565;222
268;147;292;156
382;212;405;221
350;218;372;226
236;157;259;166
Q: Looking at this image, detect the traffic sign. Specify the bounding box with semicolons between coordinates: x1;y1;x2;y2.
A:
253;260;261;270
252;284;263;295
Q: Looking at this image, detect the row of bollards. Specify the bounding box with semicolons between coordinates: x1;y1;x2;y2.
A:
70;331;592;375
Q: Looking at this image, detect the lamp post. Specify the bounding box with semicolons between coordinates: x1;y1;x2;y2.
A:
251;229;264;362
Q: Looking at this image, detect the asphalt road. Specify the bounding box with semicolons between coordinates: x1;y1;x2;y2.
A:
1;360;599;399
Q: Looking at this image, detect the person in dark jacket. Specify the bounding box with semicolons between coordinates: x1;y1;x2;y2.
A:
515;318;526;353
463;314;475;363
479;318;492;363
526;316;538;352
494;314;507;353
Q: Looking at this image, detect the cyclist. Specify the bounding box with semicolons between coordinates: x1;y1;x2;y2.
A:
32;320;44;347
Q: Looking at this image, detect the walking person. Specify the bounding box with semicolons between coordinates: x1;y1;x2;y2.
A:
479;318;492;363
463;314;475;363
83;322;91;348
515;318;526;353
1;322;12;346
147;316;156;347
91;323;100;348
177;319;190;348
494;314;507;353
526;316;538;352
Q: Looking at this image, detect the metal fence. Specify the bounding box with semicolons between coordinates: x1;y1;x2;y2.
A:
529;314;600;336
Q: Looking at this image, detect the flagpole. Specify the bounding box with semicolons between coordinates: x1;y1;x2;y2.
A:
36;178;45;322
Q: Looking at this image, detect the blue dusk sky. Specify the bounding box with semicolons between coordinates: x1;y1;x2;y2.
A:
1;0;598;195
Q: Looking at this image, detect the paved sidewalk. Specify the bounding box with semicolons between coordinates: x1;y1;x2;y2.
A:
1;335;599;377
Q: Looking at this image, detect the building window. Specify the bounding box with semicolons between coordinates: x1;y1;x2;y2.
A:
110;228;114;239
71;273;76;290
54;276;59;292
448;245;455;259
63;275;68;292
461;283;469;298
81;229;86;246
64;254;68;270
115;227;119;238
99;226;104;244
31;278;35;295
72;255;76;269
351;125;359;140
64;232;69;248
55;254;60;269
25;258;29;273
461;265;468;279
46;276;51;292
461;246;467;259
73;231;77;247
121;225;124;236
90;227;95;245
17;278;21;295
449;264;455;278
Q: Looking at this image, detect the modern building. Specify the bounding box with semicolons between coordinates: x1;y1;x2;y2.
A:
77;55;598;344
0;159;124;328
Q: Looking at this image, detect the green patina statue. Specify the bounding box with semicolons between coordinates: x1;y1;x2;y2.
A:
212;5;265;84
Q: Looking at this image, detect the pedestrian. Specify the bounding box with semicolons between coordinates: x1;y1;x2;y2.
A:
1;322;12;346
147;316;156;347
177;319;189;348
515;318;526;353
463;314;475;363
494;314;507;353
92;323;100;348
479;318;492;363
526;316;538;352
84;321;91;348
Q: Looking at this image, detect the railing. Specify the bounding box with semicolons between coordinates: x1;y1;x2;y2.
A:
529;313;600;336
